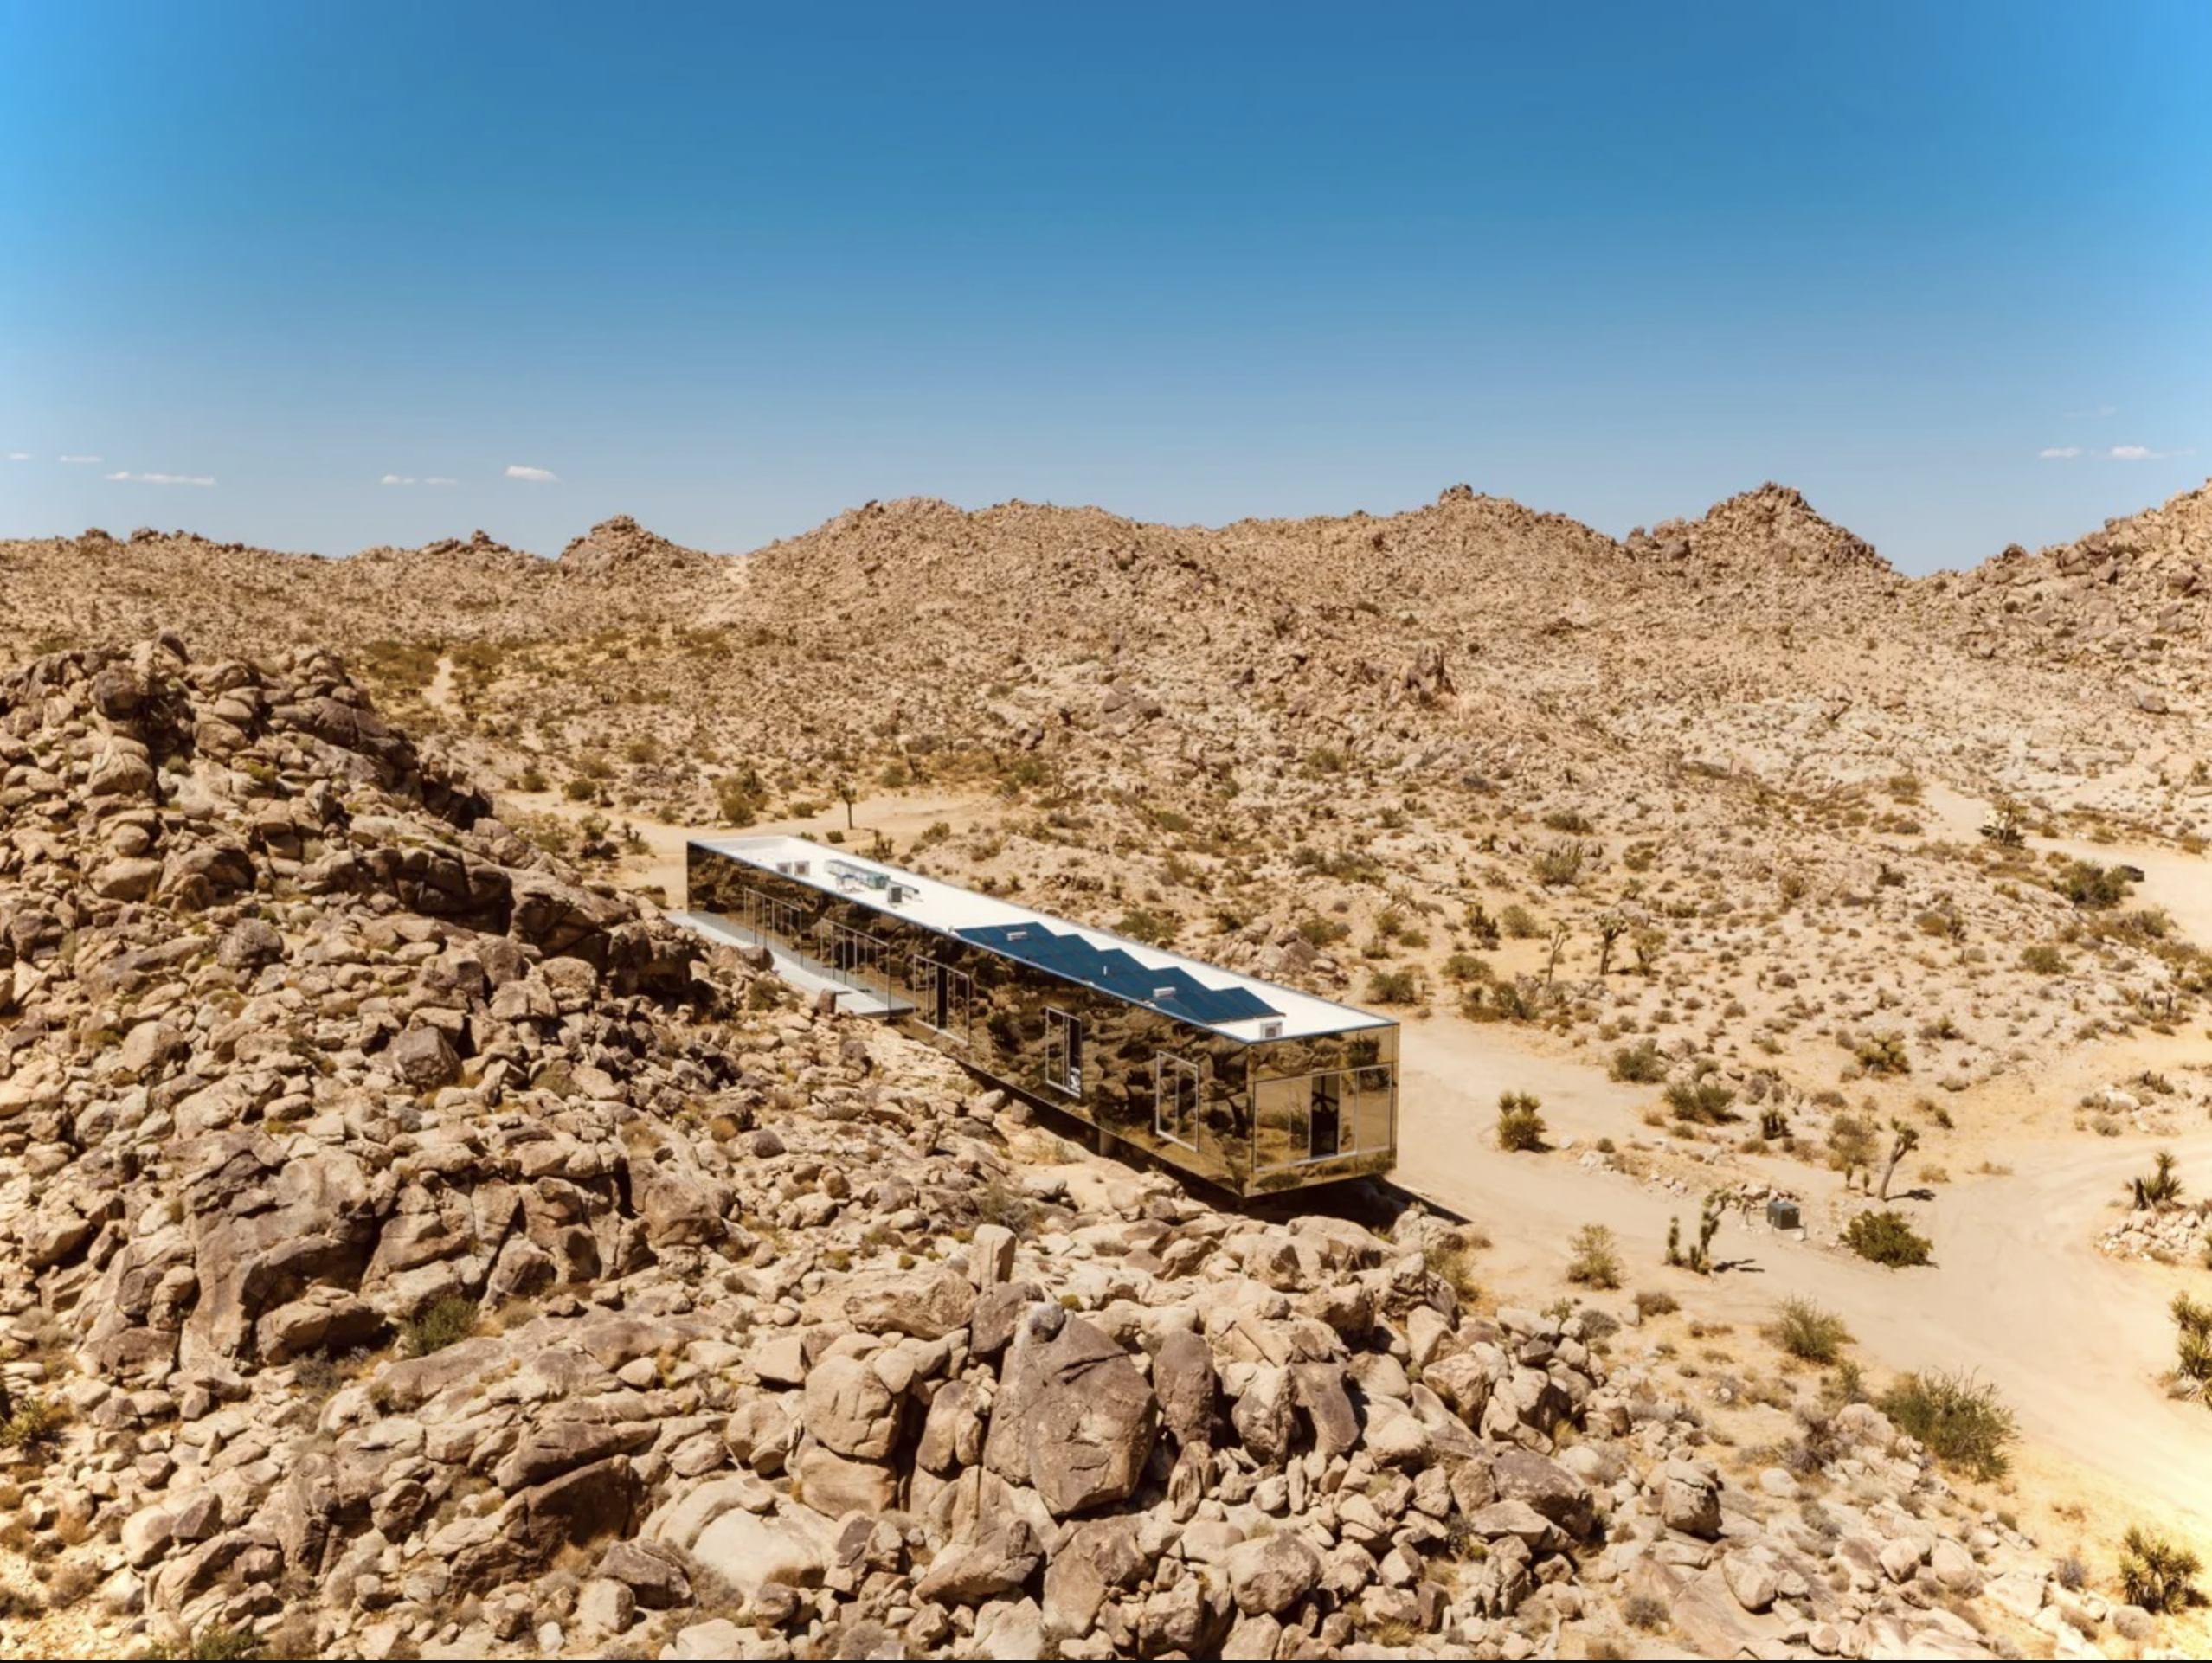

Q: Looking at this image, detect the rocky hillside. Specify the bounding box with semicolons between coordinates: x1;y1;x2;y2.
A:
0;639;2152;1660
5;486;2210;1174
1935;478;2212;711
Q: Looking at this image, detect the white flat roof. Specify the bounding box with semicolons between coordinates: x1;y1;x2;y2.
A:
689;833;1390;1043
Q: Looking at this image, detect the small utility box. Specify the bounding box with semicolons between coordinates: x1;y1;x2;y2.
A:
1765;1197;1802;1232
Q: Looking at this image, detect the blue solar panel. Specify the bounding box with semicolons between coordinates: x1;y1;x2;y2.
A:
955;921;1282;1031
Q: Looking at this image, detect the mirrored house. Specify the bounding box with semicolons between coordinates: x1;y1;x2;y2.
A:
679;836;1398;1195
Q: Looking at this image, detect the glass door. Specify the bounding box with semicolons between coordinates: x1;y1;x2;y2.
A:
910;958;972;1044
1309;1072;1345;1159
1155;1054;1200;1148
1045;1008;1083;1096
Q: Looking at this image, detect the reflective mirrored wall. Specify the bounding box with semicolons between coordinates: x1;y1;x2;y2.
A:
688;844;1396;1195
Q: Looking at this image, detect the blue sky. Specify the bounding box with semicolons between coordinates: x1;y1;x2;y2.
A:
3;2;2207;572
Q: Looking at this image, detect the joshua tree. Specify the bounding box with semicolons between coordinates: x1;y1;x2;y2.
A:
1980;798;2026;847
1495;1092;1548;1153
2172;1294;2212;1403
837;779;858;829
1666;1191;1726;1275
1542;921;1571;986
1876;1119;1920;1203
2132;1149;2185;1211
1594;909;1630;977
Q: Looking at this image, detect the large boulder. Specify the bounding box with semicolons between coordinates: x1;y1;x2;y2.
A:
1153;1328;1219;1448
1658;1458;1723;1539
915;1517;1043;1605
492;1419;657;1493
983;1315;1158;1517
631;1159;729;1250
509;870;630;960
1226;1531;1322;1616
1231;1365;1296;1465
1491;1447;1596;1539
254;1287;383;1365
596;1539;693;1609
387;1024;460;1091
689;1506;835;1600
1291;1362;1359;1458
816;1265;978;1341
87;742;155;799
792;1446;899;1517
801;1354;902;1459
449;1458;641;1590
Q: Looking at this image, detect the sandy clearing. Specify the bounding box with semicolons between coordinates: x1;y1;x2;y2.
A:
1394;1014;2212;1532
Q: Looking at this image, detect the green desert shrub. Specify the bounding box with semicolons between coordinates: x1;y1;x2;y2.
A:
1296;915;1352;947
1853;1031;1911;1075
148;1624;265;1661
1566;1224;1624;1289
402;1295;480;1358
1365;966;1424;1005
1609;1040;1667;1084
1115;908;1176;946
1878;1370;2015;1480
1499;903;1542;940
2055;859;2131;909
0;1395;68;1460
1534;840;1590;887
1768;1298;1853;1365
1826;1111;1879;1175
1842;1209;1932;1268
2131;1149;2185;1210
1663;1076;1740;1124
1423;1229;1487;1307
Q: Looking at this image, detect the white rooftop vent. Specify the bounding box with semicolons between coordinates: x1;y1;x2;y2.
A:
1260;1018;1283;1039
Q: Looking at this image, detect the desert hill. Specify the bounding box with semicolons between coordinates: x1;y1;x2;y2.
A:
3;483;2206;1073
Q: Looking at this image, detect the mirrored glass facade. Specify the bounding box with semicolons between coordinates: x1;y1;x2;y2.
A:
687;841;1398;1195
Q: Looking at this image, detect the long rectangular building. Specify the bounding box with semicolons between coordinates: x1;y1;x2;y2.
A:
683;835;1397;1196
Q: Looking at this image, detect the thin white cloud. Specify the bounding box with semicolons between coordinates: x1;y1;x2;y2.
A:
105;470;215;486
5;452;29;462
382;473;459;486
58;453;103;464
2035;443;2191;462
505;464;558;483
